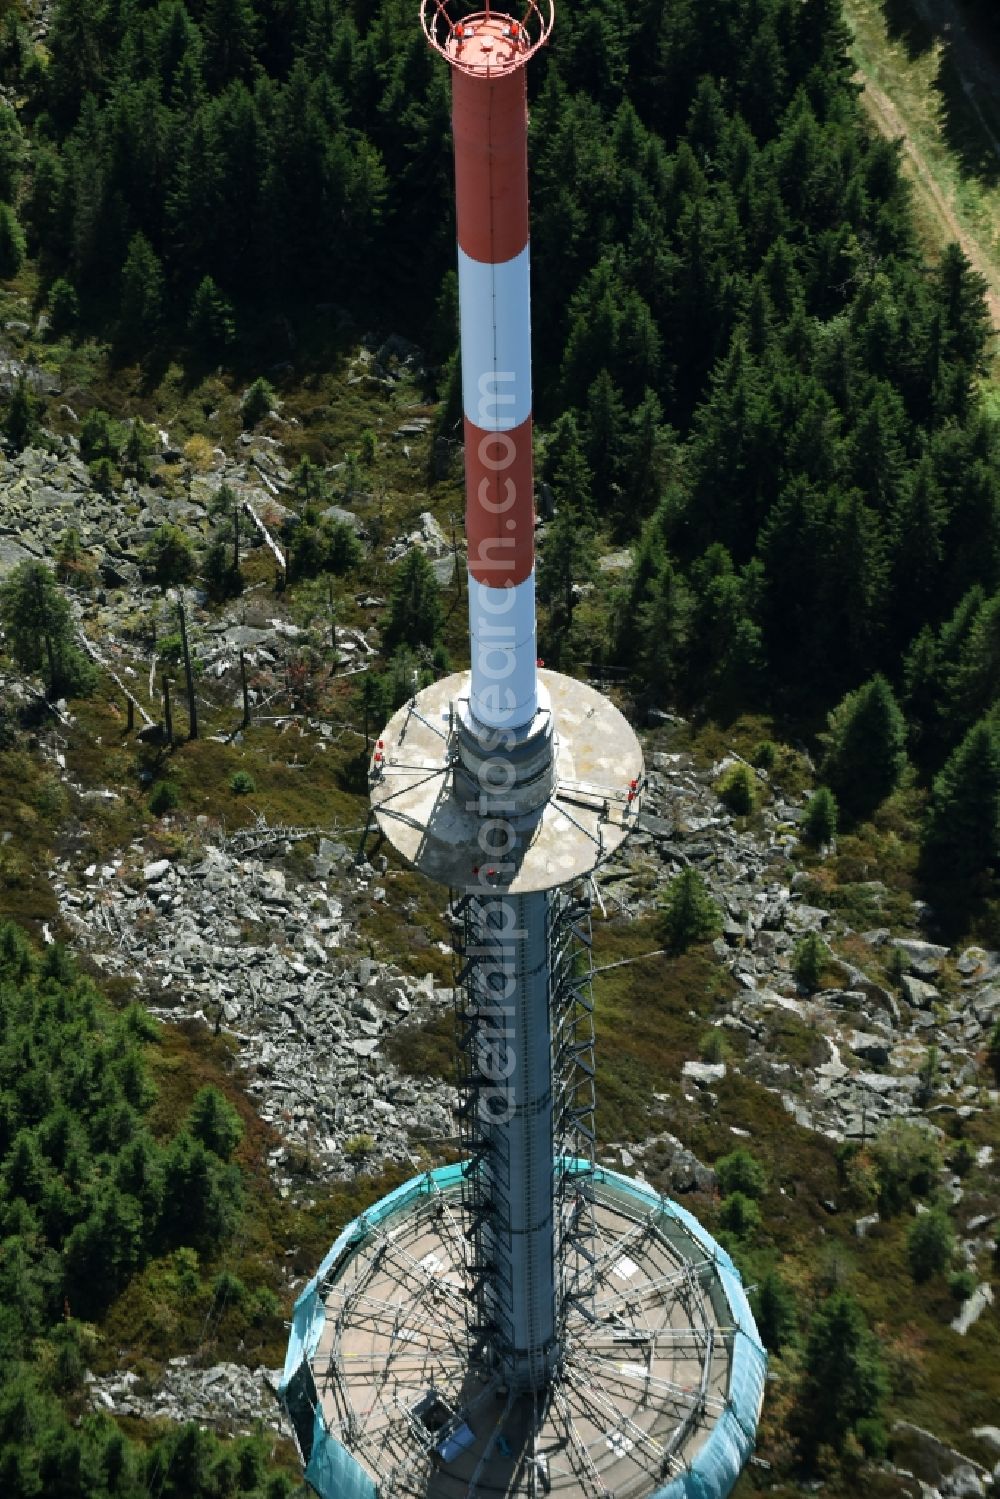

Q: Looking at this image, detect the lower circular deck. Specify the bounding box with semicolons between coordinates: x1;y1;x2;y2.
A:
280;1166;765;1499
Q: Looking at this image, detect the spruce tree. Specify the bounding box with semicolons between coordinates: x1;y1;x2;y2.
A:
821;674;908;820
794;1292;888;1462
382;549;442;655
922;716;1000;884
48;277;79;334
752;1271;798;1354
906;1209;955;1283
0;559;96;698
187;274;235;355
948;591;1000;740
119;232;164;349
538;504;596;633
792;931;828;991
139;524;195;589
658;868;721;953
802;786;838;846
0;200;24;278
4;375;34;451
187;1087;242;1161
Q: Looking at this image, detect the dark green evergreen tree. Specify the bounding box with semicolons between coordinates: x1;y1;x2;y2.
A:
187;274;236;354
820;674;908;820
802;786;838;846
119;231;164;349
47;277;79;334
658;867;721;953
751;1271;798;1354
139;524;195;588
794;1292;888;1462
906;1208;954;1283
0;560;96;698
0;201;24;278
922;716;1000;885
538;504;596;639
4;375;35;451
382;549;442;655
187;1086;242;1161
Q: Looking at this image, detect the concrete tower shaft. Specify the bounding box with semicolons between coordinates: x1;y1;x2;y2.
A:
463;892;556;1388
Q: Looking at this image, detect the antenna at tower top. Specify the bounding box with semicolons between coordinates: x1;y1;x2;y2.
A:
421;0;554;75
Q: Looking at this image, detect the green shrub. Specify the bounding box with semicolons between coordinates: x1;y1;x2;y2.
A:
715;1148;768;1199
906;1208;954;1283
871;1119;942;1216
791;930;829;991
149;780;179;816
751;1271;798;1353
212;1269;246;1307
717;762;755;815
855;1417;889;1459
658;868;722;953
88;457;116;495
80;408;116;462
248;1285;280;1324
718;1191;761;1238
802;786;838;846
886;945;907;989
948;1268;976;1302
241;377;275;428
188;1086;243;1161
699;1028;730;1064
139;523;195;588
156;632;184;666
229;771;255;796
751;739;776;770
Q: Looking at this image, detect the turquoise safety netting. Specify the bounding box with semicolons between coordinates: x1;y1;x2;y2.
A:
279;1161;766;1499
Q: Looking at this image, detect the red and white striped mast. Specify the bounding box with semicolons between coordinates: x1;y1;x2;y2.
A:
422;0;554;734
371;0;640;1392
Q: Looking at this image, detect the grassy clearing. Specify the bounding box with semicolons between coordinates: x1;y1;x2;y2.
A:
359;857;454;985
0;740;63;930
592;917;737;1142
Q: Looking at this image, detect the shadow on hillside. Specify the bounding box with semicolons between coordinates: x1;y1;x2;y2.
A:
881;0;935;59
880;0;1000;187
936;48;1000;187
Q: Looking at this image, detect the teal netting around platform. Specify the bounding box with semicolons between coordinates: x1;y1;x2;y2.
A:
304;1404;377;1499
590;1163;767;1499
280;1161;766;1499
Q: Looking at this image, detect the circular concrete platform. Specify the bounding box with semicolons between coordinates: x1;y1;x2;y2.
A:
369;670;644;894
280;1164;765;1499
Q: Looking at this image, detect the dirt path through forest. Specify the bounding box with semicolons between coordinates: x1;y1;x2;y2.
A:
849;0;1000;330
859;76;1000;328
